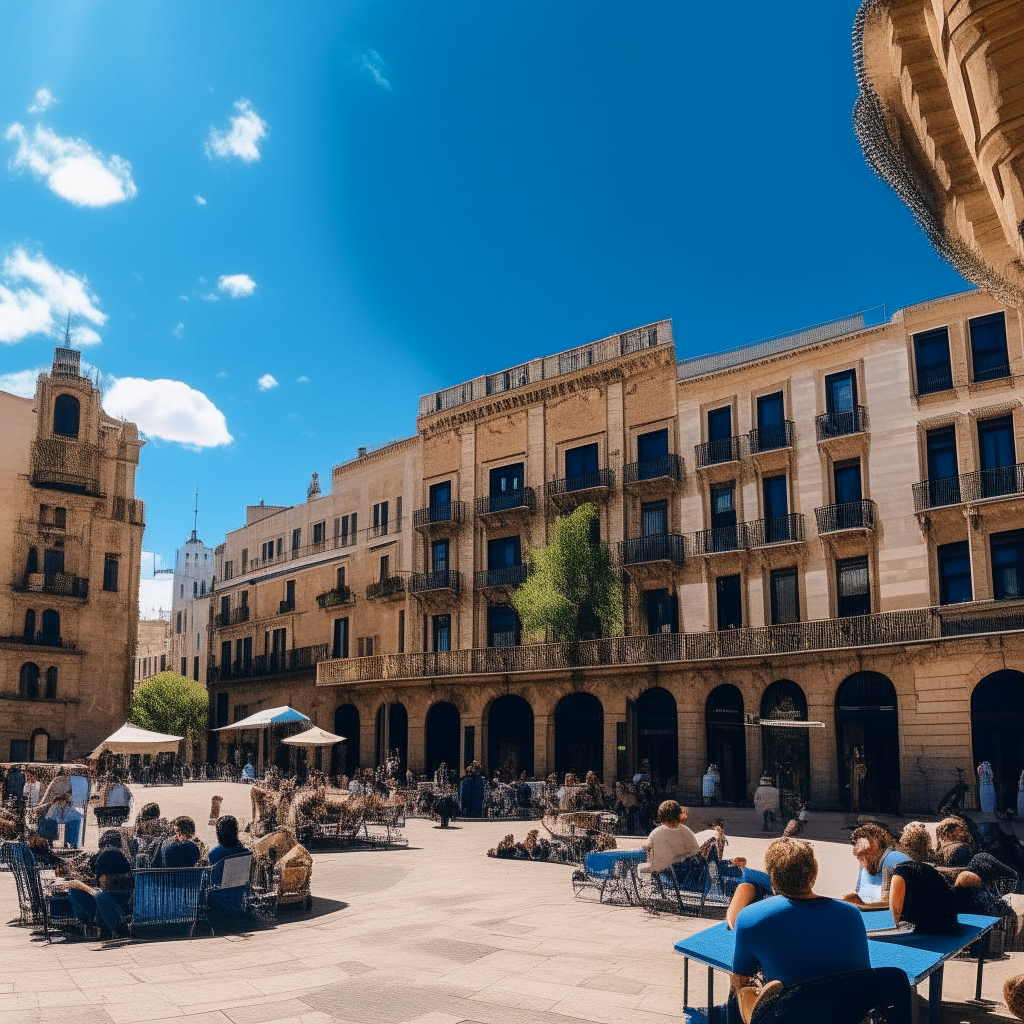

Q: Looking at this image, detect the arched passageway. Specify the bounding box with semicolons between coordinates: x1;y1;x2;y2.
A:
375;702;408;775
705;684;747;803
636;686;677;786
425;701;461;777
333;704;360;777
760;680;810;813
487;695;533;777
835;672;900;814
971;670;1024;812
555;692;604;779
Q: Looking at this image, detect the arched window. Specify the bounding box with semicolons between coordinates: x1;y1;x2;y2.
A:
374;703;408;776
635;687;678;786
971;670;1024;812
487;695;534;777
760;680;810;811
24;609;36;643
41;609;60;644
425;702;461;777
53;394;80;437
705;684;747;804
555;692;604;778
19;663;39;699
30;729;50;763
45;666;58;699
835;672;900;814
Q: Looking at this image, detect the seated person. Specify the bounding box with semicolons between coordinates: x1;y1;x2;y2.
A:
157;816;201;867
889;861;958;934
638;800;700;875
842;823;910;910
208;815;251;917
934;816;975;868
726;859;774;929
731;838;870;1024
42;793;83;848
64;830;134;936
241;762;256;781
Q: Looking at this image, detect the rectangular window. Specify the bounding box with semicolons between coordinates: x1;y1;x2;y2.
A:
284;580;295;610
10;739;29;762
341;515;350;546
432;539;449;574
833;459;862;505
54;506;67;529
836;556;871;618
637;428;669;465
181;657;187;676
756;392;787;450
216;692;229;729
395;496;402;530
333;617;349;659
365;636;374;656
969;312;1009;382
487;535;521;569
762;473;788;519
825;370;856;413
716;575;742;630
221;640;232;669
464;725;475;765
937;541;972;605
489;463;524;501
276;538;283;557
224;560;233;580
350;512;357;540
241;548;248;573
710;482;738;551
160;654;165;671
240;590;248;608
103;555;119;592
337;566;346;589
644;588;678;635
379;554;389;581
292;528;301;552
641;500;668;537
770;567;800;624
978;416;1017;499
487;604;520;647
193;656;199;681
565;443;599;485
991;529;1023;601
398;609;405;653
708;406;732;442
373;501;389;535
43;548;64;575
914;326;953;394
432;614;451;652
926;425;961;506
220;595;230;622
428;482;450;523
313;521;325;545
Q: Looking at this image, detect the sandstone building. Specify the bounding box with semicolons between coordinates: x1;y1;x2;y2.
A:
134;617;168;683
167;528;216;685
1;347;144;761
207;291;1024;814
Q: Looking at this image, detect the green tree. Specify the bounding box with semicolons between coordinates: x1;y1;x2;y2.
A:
511;502;622;642
131;671;209;742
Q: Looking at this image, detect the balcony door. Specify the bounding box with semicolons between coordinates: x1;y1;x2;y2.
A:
431;539;449;576
43;549;64;575
565;443;599;488
644;588;678;635
833;460;863;529
825;370;856;413
429;481;451;522
978;416;1016;498
926;426;960;506
836;556;870;618
762;475;789;542
487;604;519;647
489;462;524;510
757;391;785;450
487;536;520;583
716;574;742;630
710;482;737;551
640;500;668;560
914;327;953;394
637;428;668;479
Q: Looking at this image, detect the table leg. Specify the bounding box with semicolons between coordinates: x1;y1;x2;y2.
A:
974;930;989;1001
683;958;688;1008
928;965;943;1024
707;966;713;1013
911;984;919;1024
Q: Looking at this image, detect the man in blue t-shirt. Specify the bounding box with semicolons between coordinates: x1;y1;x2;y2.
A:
730;838;870;1023
842;823;911;910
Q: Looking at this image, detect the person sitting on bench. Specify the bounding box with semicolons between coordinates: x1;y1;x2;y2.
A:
637;800;699;876
64;830;134;936
842;824;910;911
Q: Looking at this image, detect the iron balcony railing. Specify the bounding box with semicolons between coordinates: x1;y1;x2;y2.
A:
412;501;466;529
30;439;105;498
474;488;536;516
747;420;795;454
112;497;146;526
409;569;463;595
214;606;250;627
316;586;354;609
623;454;684;485
694;436;741;468
815;406;868;442
973;357;1011;383
815;500;876;534
18;573;89;599
745;514;805;548
916;363;955;396
486;363;530;396
208;643;329;683
544;469;614;498
474;564;529;589
30;469;105;498
367;521;401;540
0;633;76;649
366;574;408;600
279;599;295;614
619;534;686;566
316;599;1024;685
913;464;1024;511
691;524;745;555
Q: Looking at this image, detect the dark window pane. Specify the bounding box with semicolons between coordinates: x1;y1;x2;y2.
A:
432;614;451;652
914;327;953;394
926;426;960;506
489;463;524;495
637;429;669;462
762;475;788;519
487;536;520;569
432;540;449;573
834;461;862;504
708;406;732;441
565;443;599;482
969;312;1009;382
641;500;668;537
837;556;870;617
825;370;856;413
43;549;64;575
937;541;972;605
770;568;799;624
716;574;742;630
333;617;349;658
52;394;80;437
991;529;1023;601
645;588;678;635
487;605;519;647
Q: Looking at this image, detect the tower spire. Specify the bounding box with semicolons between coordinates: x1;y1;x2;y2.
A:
63;312;72;347
191;485;199;541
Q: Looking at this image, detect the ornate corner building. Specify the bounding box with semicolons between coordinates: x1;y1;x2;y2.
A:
0;347;145;761
207;295;1023;815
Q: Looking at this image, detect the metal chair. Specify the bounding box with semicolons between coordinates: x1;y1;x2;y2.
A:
749;967;911;1024
130;866;211;937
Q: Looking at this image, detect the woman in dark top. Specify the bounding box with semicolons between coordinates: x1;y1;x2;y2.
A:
208;815;250;918
64;830;134;936
890;861;958;935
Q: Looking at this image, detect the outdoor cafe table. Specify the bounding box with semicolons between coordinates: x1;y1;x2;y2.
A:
672;911;1000;1024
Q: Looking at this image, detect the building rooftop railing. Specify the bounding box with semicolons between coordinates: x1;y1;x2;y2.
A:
317;598;1024;685
207;643;329;684
912;464;1024;512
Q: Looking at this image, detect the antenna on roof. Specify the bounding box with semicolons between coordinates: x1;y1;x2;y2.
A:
64;312;72;347
191;485;199;541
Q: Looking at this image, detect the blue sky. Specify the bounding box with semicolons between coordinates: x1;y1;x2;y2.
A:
0;1;969;611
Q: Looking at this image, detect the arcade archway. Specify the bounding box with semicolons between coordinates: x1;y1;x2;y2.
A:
555;692;604;779
971;670;1024;812
487;695;534;777
760;680;810;812
705;684;747;804
835;672;900;814
425;701;461;777
636;686;678;786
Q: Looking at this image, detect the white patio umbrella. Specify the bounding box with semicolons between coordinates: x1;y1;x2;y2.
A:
213;705;310;731
280;725;346;748
89;722;184;758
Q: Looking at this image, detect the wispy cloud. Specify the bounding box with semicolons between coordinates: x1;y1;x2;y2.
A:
257;373;278;391
205;99;267;162
5;123;136;207
357;49;392;90
194;193;207;205
0;366;46;397
296;375;310;383
172;322;185;338
104;377;233;448
0;247;106;344
217;273;256;298
28;88;57;114
215;370;228;378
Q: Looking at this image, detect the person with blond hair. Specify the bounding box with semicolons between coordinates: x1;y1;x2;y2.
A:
730;838;870;1023
637;800;699;875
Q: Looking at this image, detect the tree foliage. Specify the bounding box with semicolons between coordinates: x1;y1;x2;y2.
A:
131;671;209;740
511;502;622;642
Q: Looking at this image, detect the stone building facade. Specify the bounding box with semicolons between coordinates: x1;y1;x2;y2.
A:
208;292;1024;814
0;347;144;761
167;530;216;685
134;617;169;683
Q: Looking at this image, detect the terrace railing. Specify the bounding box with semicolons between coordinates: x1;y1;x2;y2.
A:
815;500;876;534
409;569;463;595
316;586;354;609
366;574;409;600
474;488;536;516
744;514;805;548
623;454;684;485
412;501;466;529
618;534;686;566
694;436;741;468
17;573;89;599
544;469;614;498
474;564;529;589
815;406;867;442
912;464;1024;511
207;643;329;683
213;606;250;627
747;421;795;455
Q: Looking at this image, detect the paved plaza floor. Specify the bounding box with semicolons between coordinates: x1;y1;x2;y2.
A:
2;782;1022;1024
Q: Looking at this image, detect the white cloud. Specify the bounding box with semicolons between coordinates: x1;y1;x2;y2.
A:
28;88;57;114
139;575;173;620
205;99;267;162
0;247;106;344
257;373;278;391
216;370;228;378
217;273;256;298
0;366;46;397
358;49;392;90
104;377;233;447
172;322;184;338
194;193;206;205
296;375;310;383
5;123;137;207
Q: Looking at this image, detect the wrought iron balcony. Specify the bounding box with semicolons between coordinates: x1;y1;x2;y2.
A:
913;464;1024;512
618;534;686;566
412;501;466;530
815;406;867;442
367;521;401;540
30;439;105;498
745;514;805;548
474;564;529;589
366;574;408;600
747;421;795;454
544;469;614;500
112;497;146;526
214;606;250;627
623;454;684;485
0;633;75;649
474;488;536;516
207;643;329;683
690;525;745;555
279;600;295;614
694;436;741;468
17;573;89;599
815;500;876;534
409;569;463;595
916;364;954;396
973;358;1011;384
316;585;353;609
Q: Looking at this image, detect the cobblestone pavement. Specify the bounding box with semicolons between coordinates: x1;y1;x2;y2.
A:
2;783;1021;1024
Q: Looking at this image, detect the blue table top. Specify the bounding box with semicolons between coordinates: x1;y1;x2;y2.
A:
673;912;1000;986
585;848;647;873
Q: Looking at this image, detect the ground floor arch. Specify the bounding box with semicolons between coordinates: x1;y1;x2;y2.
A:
375;702;408;775
636;686;677;786
487;695;533;777
333;704;360;777
555;691;604;779
760;679;810;813
835;671;900;814
425;701;461;777
971;670;1024;812
705;684;746;804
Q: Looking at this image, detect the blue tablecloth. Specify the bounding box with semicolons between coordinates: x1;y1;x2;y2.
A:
584;848;647;877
